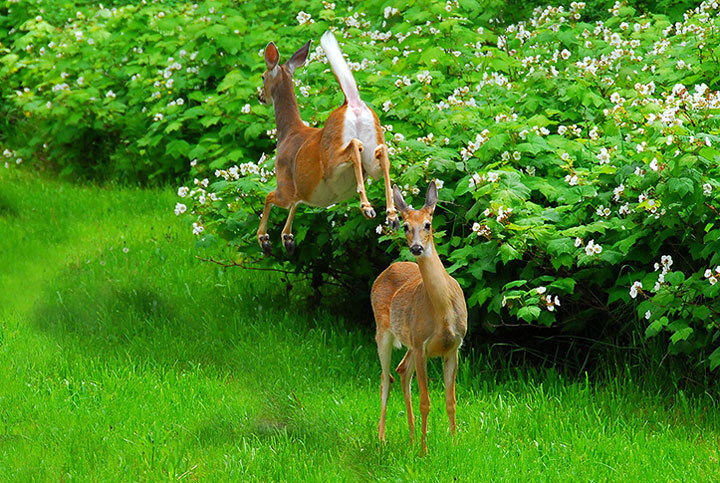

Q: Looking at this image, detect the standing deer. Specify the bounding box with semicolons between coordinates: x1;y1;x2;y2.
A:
256;31;399;255
371;181;468;454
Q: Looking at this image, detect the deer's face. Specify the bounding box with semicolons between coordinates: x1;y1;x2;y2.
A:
259;41;311;105
393;182;438;258
401;208;434;257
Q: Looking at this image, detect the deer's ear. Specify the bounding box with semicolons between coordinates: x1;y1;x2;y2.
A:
423;181;438;213
287;40;311;76
393;185;408;214
265;42;280;71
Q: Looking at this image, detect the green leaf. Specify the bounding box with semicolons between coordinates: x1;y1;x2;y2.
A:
668;177;694;197
517;306;541;323
499;243;521;264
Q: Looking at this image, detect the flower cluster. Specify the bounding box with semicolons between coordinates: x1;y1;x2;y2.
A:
704;267;720;286
469;171;499;188
460;130;490;161
537;286;561;312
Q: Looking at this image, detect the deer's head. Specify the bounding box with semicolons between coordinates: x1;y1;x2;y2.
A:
393;182;438;257
259;41;311;105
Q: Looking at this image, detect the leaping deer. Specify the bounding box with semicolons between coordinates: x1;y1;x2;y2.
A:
256;31;399;255
371;181;468;454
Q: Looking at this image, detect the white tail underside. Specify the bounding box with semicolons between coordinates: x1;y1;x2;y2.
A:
321;31;363;108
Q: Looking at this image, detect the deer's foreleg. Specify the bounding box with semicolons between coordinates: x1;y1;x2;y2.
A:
414;350;430;456
374;144;399;229
257;176;295;255
443;350;459;436
257;191;276;255
281;202;299;255
342;139;376;219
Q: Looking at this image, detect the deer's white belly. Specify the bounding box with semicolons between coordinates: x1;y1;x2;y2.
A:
304;162;357;207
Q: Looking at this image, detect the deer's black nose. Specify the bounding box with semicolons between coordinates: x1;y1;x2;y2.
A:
410;244;424;256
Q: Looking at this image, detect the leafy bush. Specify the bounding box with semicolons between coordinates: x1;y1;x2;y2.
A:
3;1;720;369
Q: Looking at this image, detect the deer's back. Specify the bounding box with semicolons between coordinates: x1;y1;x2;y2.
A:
371;262;420;332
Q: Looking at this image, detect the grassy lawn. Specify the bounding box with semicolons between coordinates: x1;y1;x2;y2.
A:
1;171;720;481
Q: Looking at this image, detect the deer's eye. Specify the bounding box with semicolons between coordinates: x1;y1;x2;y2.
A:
403;224;410;232
424;222;431;231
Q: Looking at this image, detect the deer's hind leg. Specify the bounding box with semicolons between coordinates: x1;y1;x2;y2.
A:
376;330;394;442
396;349;416;443
338;138;376;219
374;144;400;230
257;165;296;255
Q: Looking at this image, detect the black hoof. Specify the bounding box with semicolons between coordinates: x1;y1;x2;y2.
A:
259;235;272;255
283;234;295;255
362;206;377;219
387;216;400;230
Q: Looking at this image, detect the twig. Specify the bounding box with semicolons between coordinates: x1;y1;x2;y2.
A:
195;255;297;276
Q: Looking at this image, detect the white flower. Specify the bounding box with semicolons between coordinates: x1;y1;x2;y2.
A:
123;247;129;254
434;179;444;190
629;281;643;298
585;239;602;256
192;222;204;235
375;224;383;235
649;158;659;171
154;113;164;121
487;172;499;183
644;310;651;320
472;222;481;232
704;183;712;196
660;255;673;270
575;237;583;247
596;147;610;164
537;286;547;294
705;269;713;278
106;90;116;99
710;276;718;286
296;11;314;25
241;104;251;114
417;70;432;84
174;203;187;215
382;100;393;112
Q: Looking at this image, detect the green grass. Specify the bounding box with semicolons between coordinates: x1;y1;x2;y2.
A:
2;171;720;481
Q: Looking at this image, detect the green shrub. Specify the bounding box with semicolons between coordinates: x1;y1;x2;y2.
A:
3;1;720;369
175;0;720;369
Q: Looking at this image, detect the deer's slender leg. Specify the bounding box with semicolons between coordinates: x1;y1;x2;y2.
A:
341;138;375;219
257;191;276;255
257;169;295;255
396;349;416;443
443;349;459;436
281;202;299;254
374;144;399;229
377;331;394;441
414;349;430;455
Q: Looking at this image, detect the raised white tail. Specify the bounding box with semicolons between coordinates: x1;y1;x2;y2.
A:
321;31;363;108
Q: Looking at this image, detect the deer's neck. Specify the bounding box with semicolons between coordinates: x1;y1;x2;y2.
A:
273;80;305;143
416;241;452;313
